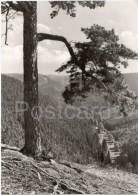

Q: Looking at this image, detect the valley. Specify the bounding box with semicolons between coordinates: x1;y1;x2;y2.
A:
1;73;138;170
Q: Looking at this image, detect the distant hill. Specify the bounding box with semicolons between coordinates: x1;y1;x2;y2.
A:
8;72;138;98
124;73;138;96
7;73;68;101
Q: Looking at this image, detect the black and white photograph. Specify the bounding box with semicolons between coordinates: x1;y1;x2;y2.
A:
1;0;138;194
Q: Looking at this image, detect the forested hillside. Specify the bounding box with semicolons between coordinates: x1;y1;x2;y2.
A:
1;74;98;163
2;74;138;172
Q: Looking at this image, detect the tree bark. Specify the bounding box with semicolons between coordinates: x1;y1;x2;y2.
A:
23;2;41;157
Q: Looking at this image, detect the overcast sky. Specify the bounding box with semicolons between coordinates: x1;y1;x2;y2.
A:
1;0;138;75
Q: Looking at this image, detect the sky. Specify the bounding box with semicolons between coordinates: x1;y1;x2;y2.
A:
1;0;138;75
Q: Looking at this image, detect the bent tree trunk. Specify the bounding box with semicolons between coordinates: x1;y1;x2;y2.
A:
23;2;41;156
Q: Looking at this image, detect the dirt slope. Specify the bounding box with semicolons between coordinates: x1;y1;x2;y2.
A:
2;144;138;194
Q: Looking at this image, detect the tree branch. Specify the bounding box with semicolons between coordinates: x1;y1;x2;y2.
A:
8;11;18;20
1;3;11;14
38;33;88;75
37;33;107;90
5;6;10;45
6;1;32;12
38;33;79;67
7;2;24;12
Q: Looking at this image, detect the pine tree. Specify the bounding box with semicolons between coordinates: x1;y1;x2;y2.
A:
1;1;105;157
57;25;138;113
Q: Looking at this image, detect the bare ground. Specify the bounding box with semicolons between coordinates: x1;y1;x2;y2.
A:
1;144;138;194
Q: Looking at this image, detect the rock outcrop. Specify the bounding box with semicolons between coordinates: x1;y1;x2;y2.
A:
94;121;121;164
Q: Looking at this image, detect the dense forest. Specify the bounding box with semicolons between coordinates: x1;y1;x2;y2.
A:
2;74;98;163
1;73;138;172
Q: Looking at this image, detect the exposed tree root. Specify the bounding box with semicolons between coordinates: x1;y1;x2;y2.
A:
60;182;85;194
1;144;20;151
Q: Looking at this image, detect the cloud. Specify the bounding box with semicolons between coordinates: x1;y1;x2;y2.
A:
38;46;69;64
121;60;138;74
39;40;52;47
120;31;138;52
2;45;23;73
1;44;70;74
37;23;50;33
58;26;63;30
1;16;23;46
120;31;138;73
38;46;70;74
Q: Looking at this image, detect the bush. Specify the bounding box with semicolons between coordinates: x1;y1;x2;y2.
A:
116;140;138;173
